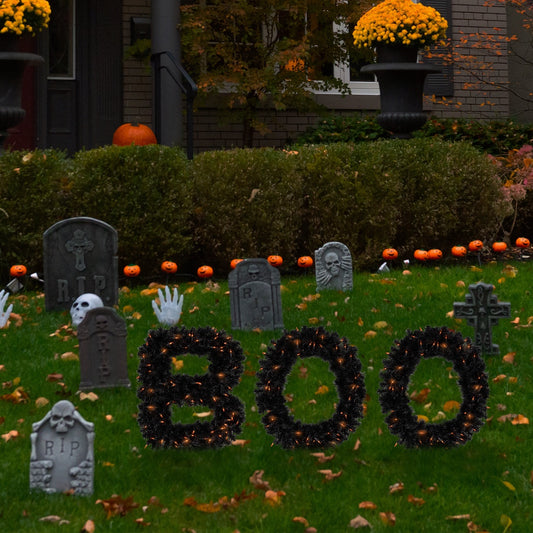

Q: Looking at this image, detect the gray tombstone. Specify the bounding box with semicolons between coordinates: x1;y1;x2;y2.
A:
315;241;353;292
453;282;511;355
229;258;283;330
30;400;94;495
43;217;118;311
77;307;130;389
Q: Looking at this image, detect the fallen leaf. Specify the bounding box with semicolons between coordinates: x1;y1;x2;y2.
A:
379;511;396;526
511;414;529;425
96;494;140;518
249;470;271;491
310;452;335;463
374;321;388;329
443;400;460;412
389;482;404;494
314;385;329;395
349;515;372;529
417;414;429;422
358;501;377;510
492;374;507;383
79;392;99;401
308;317;320;325
46;373;63;382
39;515;63;523
61;351;78;361
501;480;516;491
318;469;342;480
292;516;309;527
35;397;49;408
264;490;286;505
500;514;512;533
364;330;377;339
1;429;19;442
192;410;213;418
0;386;29;404
231;439;250;447
502;352;516;364
407;494;425;506
410;388;431;403
81;519;96;533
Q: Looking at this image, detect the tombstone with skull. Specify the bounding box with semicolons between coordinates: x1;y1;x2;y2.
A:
30;400;94;495
229;258;283;330
315;241;353;292
70;293;104;327
77;307;130;389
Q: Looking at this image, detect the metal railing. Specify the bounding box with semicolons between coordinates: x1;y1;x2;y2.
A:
152;51;198;159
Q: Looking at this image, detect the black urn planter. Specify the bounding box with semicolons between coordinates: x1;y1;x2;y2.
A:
0;37;43;150
361;45;440;138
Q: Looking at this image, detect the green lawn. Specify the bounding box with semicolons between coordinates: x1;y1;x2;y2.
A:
1;261;531;532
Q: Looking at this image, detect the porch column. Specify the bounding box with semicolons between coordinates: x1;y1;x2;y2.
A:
152;0;182;146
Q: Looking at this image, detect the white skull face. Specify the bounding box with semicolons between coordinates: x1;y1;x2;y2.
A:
325;252;341;276
49;400;76;433
70;293;104;326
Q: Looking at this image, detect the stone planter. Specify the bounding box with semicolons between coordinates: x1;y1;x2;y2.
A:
361;45;440;138
0;35;43;150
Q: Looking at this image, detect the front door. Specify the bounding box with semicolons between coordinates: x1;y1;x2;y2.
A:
45;0;122;152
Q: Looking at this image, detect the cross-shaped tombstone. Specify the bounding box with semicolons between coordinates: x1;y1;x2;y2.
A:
65;229;94;272
453;282;511;355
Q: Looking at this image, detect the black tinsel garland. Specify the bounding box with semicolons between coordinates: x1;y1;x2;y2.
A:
255;326;366;449
137;326;245;448
378;326;489;448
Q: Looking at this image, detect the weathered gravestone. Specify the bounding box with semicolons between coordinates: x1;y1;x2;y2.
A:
30;400;94;495
77;307;130;389
43;217;118;311
315;241;353;292
453;282;511;355
229;258;283;330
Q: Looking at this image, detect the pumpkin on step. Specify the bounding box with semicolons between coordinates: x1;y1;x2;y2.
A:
112;122;157;146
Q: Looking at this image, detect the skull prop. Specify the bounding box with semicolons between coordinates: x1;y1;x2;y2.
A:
70;293;103;327
49;400;76;433
325;252;341;277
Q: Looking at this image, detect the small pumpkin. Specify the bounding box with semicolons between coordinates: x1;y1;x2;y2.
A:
413;249;428;261
492;241;507;253
451;245;467;258
161;260;178;274
515;237;530;248
197;265;214;278
427;248;443;261
468;240;483;252
297;256;313;268
230;258;243;269
124;264;141;277
10;264;27;277
267;255;283;267
382;248;398;260
112;122;157;146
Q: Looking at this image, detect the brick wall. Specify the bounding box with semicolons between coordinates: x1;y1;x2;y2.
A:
121;0;513;152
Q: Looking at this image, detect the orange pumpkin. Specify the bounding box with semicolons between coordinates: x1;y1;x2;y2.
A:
124;264;141;277
230;258;243;269
197;265;214;278
413;249;428;261
161;260;178;274
297;256;313;268
515;237;530;248
427;249;443;261
468;240;483;252
112;122;157;146
267;255;283;267
492;241;507;253
382;248;398;260
10;264;27;277
451;245;467;258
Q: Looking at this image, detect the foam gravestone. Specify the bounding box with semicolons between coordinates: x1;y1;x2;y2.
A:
315;242;353;292
70;293;104;327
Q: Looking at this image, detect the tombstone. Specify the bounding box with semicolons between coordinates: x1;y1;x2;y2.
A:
315;241;353;292
30;400;94;495
43;217;118;311
453;282;511;355
229;258;283;330
77;307;130;389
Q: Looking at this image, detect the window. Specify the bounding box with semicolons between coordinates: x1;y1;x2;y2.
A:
48;0;76;79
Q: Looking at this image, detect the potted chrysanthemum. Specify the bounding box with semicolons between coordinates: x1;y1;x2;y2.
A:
0;0;51;40
353;0;448;63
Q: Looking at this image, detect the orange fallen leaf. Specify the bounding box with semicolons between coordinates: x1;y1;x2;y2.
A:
35;397;49;408
374;321;389;329
364;330;377;339
358;501;377;510
310;452;335;463
122;305;134;313
349;515;372;529
79;392;99;401
96;494;140;518
249;470;271;491
502;352;516;364
292;516;309;527
46;373;63;382
140;288;159;296
264;490;285;505
407;494;425;506
446;514;471;520
379;511;396;526
81;519;96;533
314;385;329;395
410;388;431;403
192;410;213;418
511;414;529;425
389;481;405;494
443;400;460;412
231;439;250;447
308;317;320;325
60;351;78;361
1;429;19;442
318;469;342;480
295;303;308;311
492;374;507;383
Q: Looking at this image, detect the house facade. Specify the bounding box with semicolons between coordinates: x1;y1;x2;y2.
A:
8;0;532;153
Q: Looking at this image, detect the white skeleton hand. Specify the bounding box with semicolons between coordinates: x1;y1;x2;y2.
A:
152;286;184;326
0;290;13;328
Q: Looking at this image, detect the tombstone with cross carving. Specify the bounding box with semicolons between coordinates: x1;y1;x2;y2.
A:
453;282;511;355
77;307;130;389
43;217;118;311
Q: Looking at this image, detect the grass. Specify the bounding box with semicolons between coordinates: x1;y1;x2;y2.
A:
0;261;532;532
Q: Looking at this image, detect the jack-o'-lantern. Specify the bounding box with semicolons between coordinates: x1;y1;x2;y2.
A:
197;265;214;278
382;248;398;260
10;264;27;277
124;264;141;277
267;255;283;267
413;249;428;261
230;258;243;269
515;237;530;248
297;256;313;268
161;261;178;274
468;240;483;252
492;241;507;253
112;122;157;146
427;249;442;261
451;245;467;258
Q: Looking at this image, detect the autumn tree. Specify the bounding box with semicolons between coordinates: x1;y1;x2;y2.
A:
180;0;373;147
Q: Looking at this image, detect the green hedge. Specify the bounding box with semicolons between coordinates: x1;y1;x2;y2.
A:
0;139;514;282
